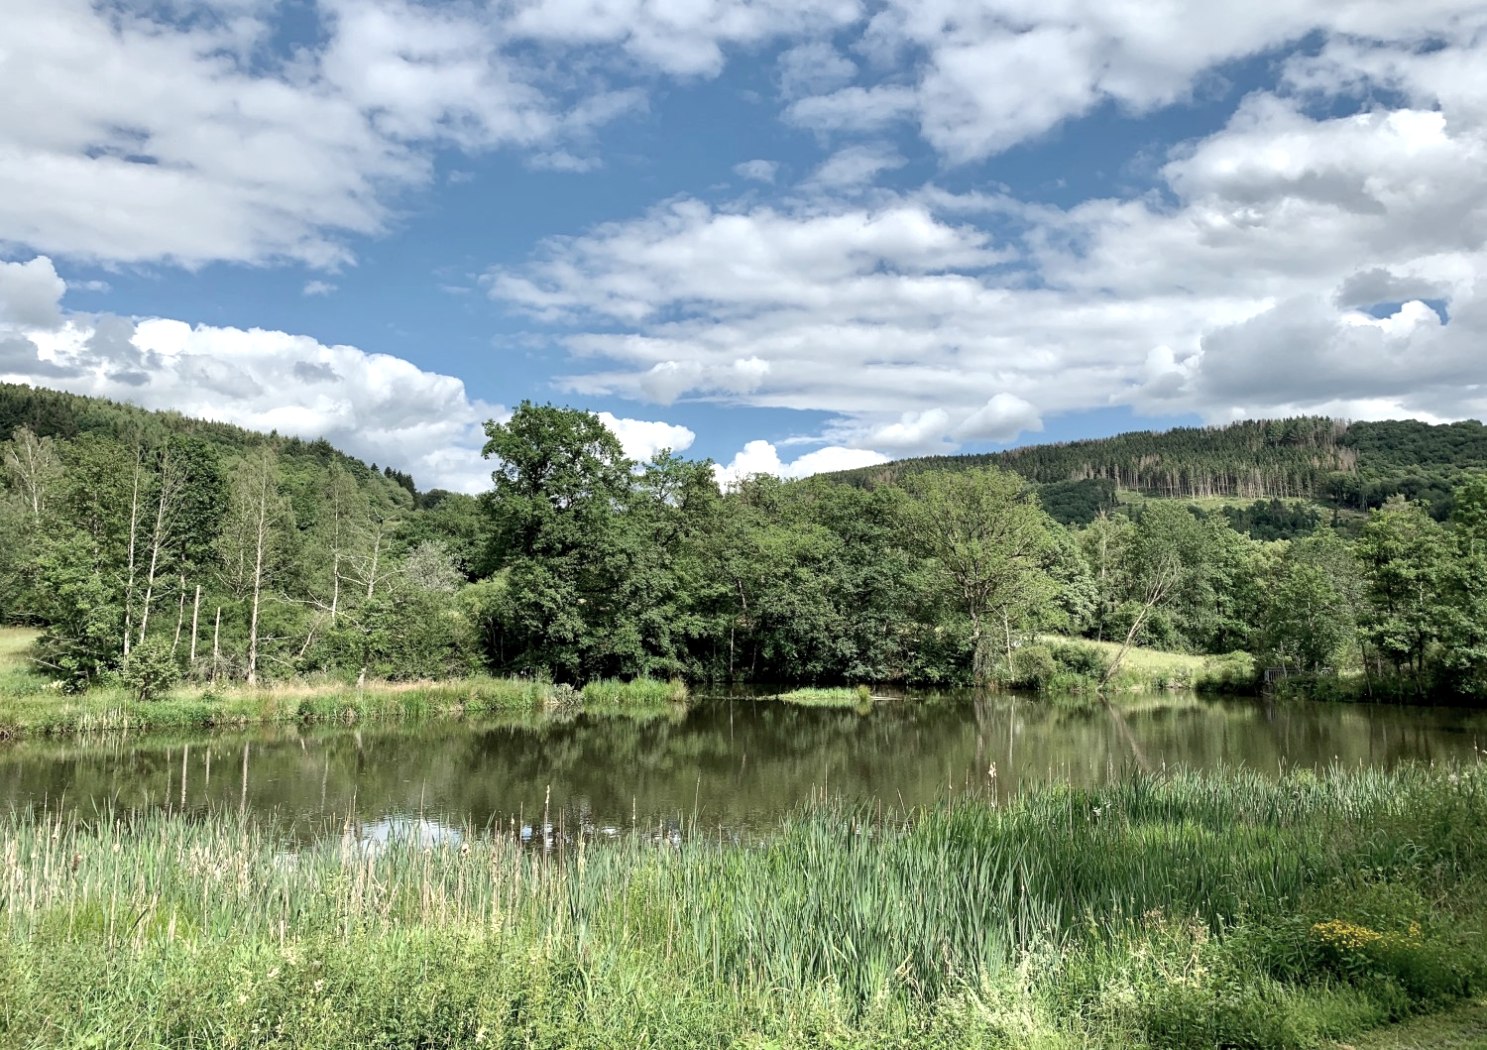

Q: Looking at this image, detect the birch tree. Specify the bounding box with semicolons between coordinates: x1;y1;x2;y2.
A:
219;448;290;686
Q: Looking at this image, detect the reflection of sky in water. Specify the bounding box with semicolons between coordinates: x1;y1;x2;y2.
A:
2;696;1484;845
354;816;463;850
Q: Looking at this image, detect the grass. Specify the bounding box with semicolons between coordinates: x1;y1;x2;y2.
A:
580;677;690;707
1026;634;1256;695
1344;999;1487;1049
774;685;874;708
1;761;1484;1047
0;628;689;738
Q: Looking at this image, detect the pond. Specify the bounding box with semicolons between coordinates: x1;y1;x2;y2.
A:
1;694;1483;845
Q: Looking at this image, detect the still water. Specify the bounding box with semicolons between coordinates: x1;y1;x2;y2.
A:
1;695;1482;844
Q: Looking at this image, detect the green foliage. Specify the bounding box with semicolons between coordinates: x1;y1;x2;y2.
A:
3;388;1487;702
119;638;180;701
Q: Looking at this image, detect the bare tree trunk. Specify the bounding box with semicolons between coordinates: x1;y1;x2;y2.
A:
248;532;264;686
123;449;144;660
1099;560;1179;691
212;607;222;683
365;528;382;600
171;576;186;656
189;585;201;666
138;448;186;646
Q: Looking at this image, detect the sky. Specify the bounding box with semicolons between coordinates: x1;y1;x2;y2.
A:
1;0;1485;493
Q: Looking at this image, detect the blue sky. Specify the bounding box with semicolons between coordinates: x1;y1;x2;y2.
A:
1;1;1484;491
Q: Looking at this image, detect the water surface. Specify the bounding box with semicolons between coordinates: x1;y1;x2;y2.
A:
1;694;1482;844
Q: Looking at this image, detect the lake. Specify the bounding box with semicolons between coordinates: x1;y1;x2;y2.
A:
2;693;1482;845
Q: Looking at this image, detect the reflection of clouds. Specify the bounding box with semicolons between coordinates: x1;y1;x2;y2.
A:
351;815;463;852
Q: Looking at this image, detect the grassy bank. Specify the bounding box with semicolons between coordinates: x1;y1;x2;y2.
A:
0;628;687;738
1013;635;1256;695
2;763;1483;1048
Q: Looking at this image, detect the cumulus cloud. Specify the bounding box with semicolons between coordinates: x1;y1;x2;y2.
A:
0;0;848;269
595;412;696;462
0;257;68;330
789;0;1487;161
489;30;1487;454
0;256;503;490
0;255;709;493
713;440;888;488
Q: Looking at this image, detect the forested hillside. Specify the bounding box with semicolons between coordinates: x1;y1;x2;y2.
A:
3;386;1486;702
831;417;1487;520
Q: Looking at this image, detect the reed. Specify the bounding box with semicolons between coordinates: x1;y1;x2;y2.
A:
3;762;1484;1047
774;685;874;707
0;675;572;738
579;677;690;707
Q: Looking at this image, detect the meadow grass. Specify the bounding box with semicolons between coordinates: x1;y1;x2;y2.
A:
774;685;874;708
2;762;1484;1048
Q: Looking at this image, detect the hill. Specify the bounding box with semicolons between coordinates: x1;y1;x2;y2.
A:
0;382;421;502
829;416;1487;522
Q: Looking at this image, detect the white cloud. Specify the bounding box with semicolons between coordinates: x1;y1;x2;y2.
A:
0;0;828;269
303;280;338;297
777;41;857;100
0;257;506;492
490;38;1487;454
0;257;67;329
787;0;1487;161
734;159;780;184
595;412;696;462
955;395;1044;443
713;439;888;487
805;144;906;190
504;0;861;77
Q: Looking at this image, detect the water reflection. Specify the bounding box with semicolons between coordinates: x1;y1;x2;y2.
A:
1;694;1483;844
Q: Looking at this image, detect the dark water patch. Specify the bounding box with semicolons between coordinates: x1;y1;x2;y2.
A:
1;695;1483;844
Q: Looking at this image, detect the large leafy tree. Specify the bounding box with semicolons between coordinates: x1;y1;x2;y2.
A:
896;467;1057;683
1356;497;1453;694
480;403;633;678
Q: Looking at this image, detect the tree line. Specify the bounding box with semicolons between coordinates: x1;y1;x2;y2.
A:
2;395;1485;701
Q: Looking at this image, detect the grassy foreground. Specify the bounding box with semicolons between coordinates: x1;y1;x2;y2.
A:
2;763;1484;1048
0;628;687;738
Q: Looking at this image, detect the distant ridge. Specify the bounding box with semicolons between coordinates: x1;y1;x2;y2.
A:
827;416;1487;519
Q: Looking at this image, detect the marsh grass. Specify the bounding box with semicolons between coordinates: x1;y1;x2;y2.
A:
775;685;874;708
580;677;690;707
3;762;1484;1047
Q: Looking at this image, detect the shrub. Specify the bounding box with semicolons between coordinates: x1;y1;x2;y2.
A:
1197;651;1257;693
119;639;180;702
1011;644;1058;691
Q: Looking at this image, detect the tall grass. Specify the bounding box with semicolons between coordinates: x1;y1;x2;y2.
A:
3;762;1484;1047
579;677;690;707
774;685;874;707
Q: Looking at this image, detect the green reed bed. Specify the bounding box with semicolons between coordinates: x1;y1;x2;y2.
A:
2;763;1485;1048
0;676;561;739
579;677;690;707
775;685;874;708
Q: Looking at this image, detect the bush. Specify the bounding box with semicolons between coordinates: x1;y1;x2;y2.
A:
1010;644;1058;691
1051;643;1110;680
1196;651;1257;693
119;639;180;701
